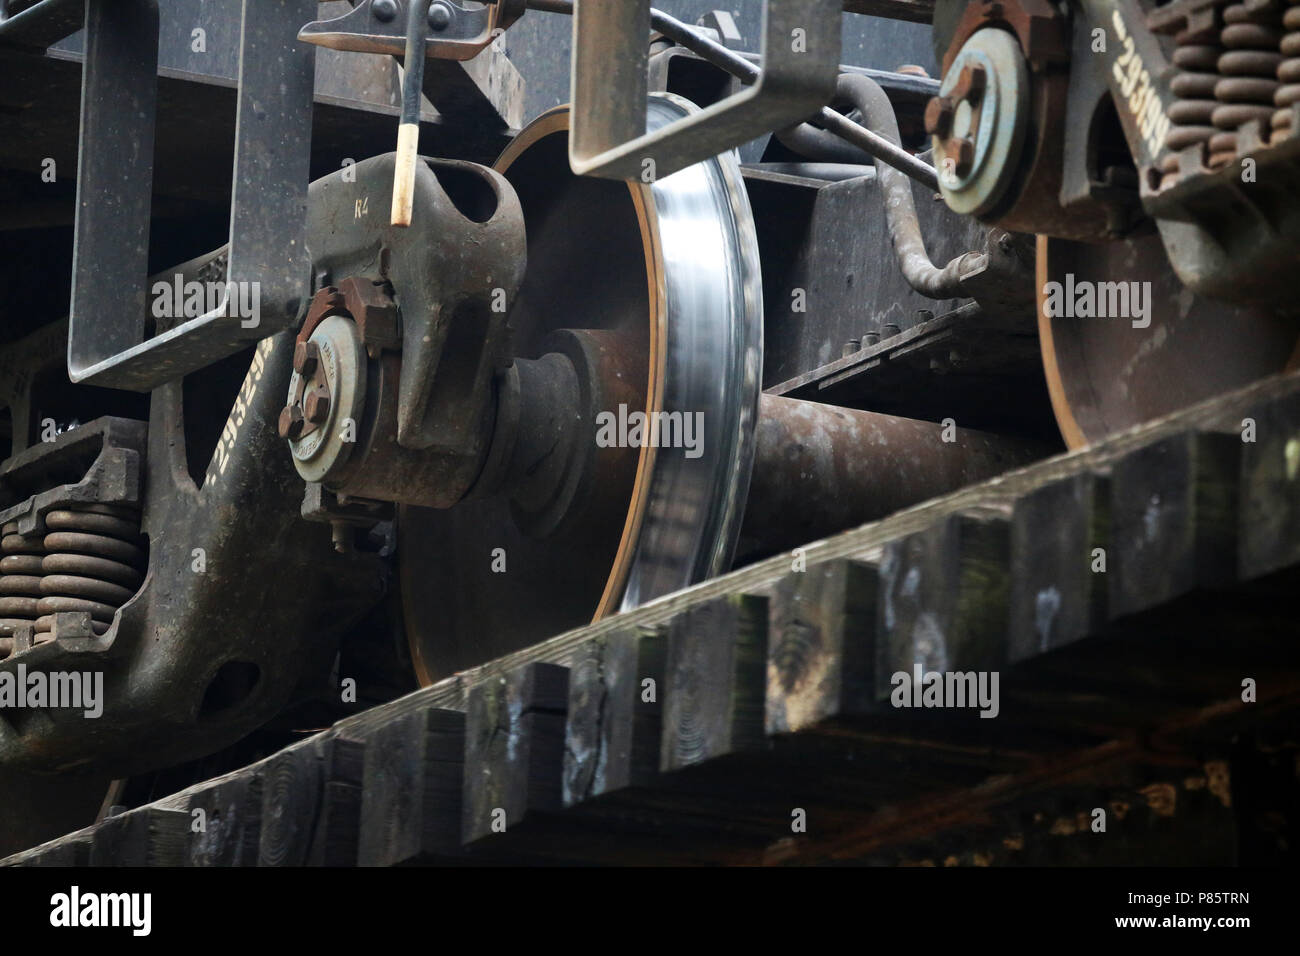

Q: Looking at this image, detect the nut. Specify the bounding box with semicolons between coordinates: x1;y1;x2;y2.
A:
946;137;976;176
278;405;305;440
293;340;320;378
949;64;987;104
924;96;955;136
303;386;331;424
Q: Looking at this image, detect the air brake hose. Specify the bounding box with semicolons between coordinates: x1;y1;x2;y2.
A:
780;73;986;300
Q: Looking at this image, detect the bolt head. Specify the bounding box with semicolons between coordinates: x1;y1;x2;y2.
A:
428;1;452;30
293;340;320;377
304;387;331;424
278;405;304;440
950;138;976;176
372;0;399;24
924;96;955;136
951;64;987;104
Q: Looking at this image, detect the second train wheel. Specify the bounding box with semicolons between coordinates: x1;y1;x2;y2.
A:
1037;233;1300;449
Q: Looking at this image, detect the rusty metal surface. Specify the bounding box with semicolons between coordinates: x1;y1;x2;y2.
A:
0;418;147;655
1037;233;1300;448
399;97;762;682
739;393;1045;556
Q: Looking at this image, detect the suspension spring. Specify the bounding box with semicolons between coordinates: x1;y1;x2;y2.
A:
0;522;46;658
1163;22;1225;178
1273;0;1300;139
33;504;146;644
1210;0;1285;167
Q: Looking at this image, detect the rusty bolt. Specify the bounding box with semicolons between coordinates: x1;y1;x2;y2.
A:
924;96;955;136
947;137;976;176
278;404;305;440
303;386;331;424
949;64;987;105
293;340;320;378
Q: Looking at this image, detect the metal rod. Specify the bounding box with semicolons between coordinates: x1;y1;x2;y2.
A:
524;0;939;189
743;162;877;182
815;107;938;192
740;394;1047;558
392;0;432;227
523;0;575;12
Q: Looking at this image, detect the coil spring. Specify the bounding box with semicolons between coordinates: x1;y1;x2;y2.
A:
1210;0;1285;166
1163;23;1225;178
1273;0;1300;139
32;504;146;643
0;521;47;658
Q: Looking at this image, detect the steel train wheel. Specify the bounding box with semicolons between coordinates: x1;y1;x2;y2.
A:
1037;233;1300;449
399;96;762;685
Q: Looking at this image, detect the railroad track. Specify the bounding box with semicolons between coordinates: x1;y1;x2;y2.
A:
7;367;1300;866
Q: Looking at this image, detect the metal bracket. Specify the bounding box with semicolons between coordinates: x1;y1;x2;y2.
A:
569;0;842;181
1075;0;1174;174
66;0;317;392
298;0;525;62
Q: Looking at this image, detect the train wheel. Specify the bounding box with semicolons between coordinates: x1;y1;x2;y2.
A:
398;97;763;684
1037;233;1300;448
